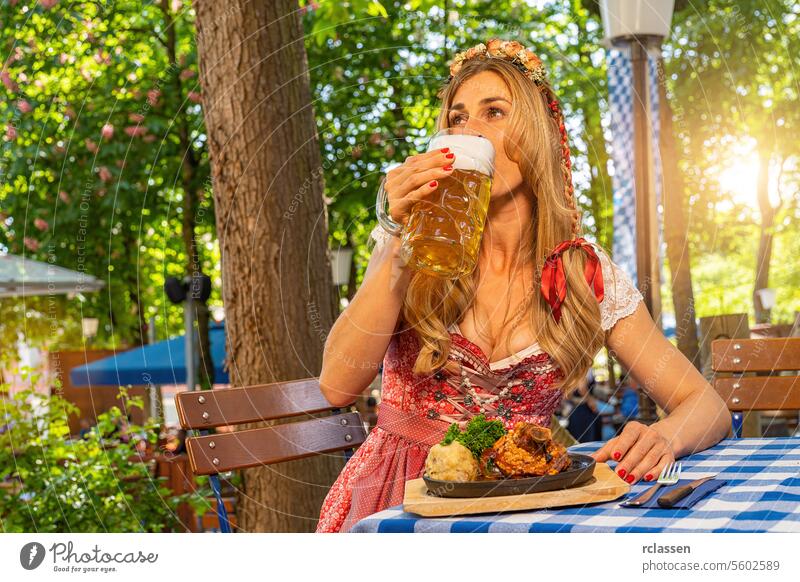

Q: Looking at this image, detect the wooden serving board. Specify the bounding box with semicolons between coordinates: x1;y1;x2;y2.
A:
403;463;629;518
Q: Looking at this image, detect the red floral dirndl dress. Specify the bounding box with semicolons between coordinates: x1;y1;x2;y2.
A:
315;323;565;533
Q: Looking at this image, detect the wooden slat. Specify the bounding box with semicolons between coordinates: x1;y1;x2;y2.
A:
185;412;366;475
175;377;335;429
714;376;800;411
712;338;800;373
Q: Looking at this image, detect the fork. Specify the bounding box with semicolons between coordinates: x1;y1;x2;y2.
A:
619;461;682;507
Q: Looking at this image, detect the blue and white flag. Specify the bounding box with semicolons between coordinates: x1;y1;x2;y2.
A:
606;46;665;310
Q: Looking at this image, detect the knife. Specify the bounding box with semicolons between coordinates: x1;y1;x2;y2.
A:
619;481;666;507
656;475;717;508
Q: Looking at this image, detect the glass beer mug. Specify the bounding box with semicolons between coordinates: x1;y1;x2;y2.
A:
376;128;495;278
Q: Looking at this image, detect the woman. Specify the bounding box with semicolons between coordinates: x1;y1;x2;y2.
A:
566;372;603;443
316;39;730;533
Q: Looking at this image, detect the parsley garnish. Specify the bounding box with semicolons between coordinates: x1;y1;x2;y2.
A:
439;414;506;459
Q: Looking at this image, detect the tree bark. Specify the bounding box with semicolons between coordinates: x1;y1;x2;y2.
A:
656;59;701;368
194;0;343;532
753;147;775;324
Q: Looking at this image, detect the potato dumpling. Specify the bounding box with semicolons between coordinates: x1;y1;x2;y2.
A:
424;440;479;481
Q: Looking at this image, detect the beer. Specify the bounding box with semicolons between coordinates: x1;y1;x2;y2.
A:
401;167;492;277
400;132;495;278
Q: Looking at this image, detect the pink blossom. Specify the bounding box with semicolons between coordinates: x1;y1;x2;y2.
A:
40;0;59;9
1;71;18;93
101;123;114;139
17;99;31;113
179;69;196;80
85;138;98;153
187;91;202;103
24;237;40;252
5;125;17;140
124;125;147;137
94;50;111;66
147;89;161;106
60;53;69;64
98;166;112;182
97;188;107;198
34;218;49;231
171;0;182;13
128;112;145;123
142;134;157;143
59;191;71;203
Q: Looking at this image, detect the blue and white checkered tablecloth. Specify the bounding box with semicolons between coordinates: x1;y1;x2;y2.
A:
350;437;800;533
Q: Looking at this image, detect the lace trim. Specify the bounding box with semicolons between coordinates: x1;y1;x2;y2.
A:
447;322;543;370
594;245;644;331
368;224;394;252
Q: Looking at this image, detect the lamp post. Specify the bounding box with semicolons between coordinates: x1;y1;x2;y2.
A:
601;0;675;424
165;275;212;391
81;317;99;347
331;246;354;310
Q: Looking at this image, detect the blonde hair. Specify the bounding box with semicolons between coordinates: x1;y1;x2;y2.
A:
398;57;605;392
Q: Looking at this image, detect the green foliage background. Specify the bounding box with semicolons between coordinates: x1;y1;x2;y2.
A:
1;0;797;357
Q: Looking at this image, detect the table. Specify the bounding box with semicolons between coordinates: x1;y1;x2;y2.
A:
350;437;800;533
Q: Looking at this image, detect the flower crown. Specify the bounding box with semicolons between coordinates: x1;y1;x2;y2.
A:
448;39;548;84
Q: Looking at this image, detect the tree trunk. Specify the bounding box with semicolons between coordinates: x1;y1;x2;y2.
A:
753;147;775;324
194;0;343;532
656;61;701;368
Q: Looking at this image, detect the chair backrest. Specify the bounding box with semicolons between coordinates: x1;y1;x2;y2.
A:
711;338;800;437
175;377;367;475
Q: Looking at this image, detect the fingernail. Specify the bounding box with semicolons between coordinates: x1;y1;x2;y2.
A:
626;474;635;484
617;468;626;478
445;153;455;159
645;474;653;482
443;165;453;171
440;147;450;153
429;180;438;187
613;451;621;460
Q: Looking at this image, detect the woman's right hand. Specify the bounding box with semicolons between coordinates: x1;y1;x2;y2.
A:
383;147;456;227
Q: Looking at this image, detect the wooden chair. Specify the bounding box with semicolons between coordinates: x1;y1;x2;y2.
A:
711;338;800;438
175;376;367;532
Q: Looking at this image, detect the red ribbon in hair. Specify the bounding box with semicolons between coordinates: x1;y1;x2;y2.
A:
540;237;605;323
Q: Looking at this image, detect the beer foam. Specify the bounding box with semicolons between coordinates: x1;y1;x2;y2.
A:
428;134;495;175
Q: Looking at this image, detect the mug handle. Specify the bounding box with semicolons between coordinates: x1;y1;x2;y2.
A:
375;175;404;236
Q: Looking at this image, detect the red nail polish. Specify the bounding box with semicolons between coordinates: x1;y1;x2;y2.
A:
617;468;626;478
626;474;635;484
429;180;438;187
613;451;621;460
440;147;450;153
645;474;653;482
445;153;455;159
443;165;453;171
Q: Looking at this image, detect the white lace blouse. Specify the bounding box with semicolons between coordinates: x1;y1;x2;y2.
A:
367;224;643;332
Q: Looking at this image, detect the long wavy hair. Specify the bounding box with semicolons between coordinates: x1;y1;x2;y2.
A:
393;57;604;392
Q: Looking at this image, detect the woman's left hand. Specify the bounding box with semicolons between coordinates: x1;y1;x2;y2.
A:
589;421;676;485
